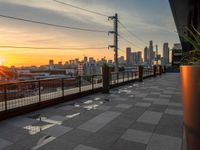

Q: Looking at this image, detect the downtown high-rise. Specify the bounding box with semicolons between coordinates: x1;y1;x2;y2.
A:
144;47;148;63
126;47;131;66
163;43;169;64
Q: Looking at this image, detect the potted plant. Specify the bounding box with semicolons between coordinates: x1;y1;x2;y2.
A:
180;26;200;150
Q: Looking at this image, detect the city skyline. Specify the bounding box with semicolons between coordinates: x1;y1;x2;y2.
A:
0;41;175;67
0;0;180;66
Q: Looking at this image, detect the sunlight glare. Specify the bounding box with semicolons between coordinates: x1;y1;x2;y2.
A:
0;57;5;65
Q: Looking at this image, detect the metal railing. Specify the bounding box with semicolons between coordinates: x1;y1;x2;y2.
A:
0;67;157;119
110;71;139;85
0;75;103;112
143;68;154;78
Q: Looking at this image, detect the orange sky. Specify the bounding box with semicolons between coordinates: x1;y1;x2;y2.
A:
0;0;180;67
0;48;115;67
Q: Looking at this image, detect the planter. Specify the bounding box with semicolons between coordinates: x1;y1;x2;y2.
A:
180;66;200;150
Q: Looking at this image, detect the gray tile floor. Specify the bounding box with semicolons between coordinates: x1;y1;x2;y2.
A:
0;73;183;150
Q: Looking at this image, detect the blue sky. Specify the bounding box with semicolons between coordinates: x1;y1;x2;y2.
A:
0;0;180;66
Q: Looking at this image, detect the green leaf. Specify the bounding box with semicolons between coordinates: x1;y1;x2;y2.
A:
185;27;200;44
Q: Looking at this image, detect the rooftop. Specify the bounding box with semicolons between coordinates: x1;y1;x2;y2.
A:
0;73;183;150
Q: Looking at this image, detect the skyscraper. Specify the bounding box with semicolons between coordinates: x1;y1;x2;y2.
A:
130;52;136;65
155;45;159;65
49;59;55;70
137;51;143;65
118;56;125;65
148;40;154;65
126;47;131;66
163;43;169;64
130;51;143;65
49;60;54;66
172;43;182;67
144;47;148;63
84;56;88;62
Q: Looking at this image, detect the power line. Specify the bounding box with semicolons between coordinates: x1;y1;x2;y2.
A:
118;21;148;45
0;14;107;33
119;35;143;49
53;0;109;17
0;45;107;50
118;48;126;54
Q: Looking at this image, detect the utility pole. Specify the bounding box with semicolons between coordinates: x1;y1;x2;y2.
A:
155;45;158;65
108;13;118;72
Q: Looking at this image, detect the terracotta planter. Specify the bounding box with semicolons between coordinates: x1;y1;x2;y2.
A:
180;66;200;150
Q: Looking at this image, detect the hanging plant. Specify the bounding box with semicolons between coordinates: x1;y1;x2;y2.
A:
180;26;200;65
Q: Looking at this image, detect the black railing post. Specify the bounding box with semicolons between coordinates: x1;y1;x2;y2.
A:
128;72;129;81
116;73;118;84
138;65;143;82
163;65;166;73
92;75;94;90
62;78;64;98
102;64;110;93
4;85;7;111
159;65;162;75
131;72;134;80
38;81;41;103
78;76;81;93
153;65;157;77
123;72;124;82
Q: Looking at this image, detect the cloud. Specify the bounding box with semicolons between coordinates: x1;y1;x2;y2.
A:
0;0;180;66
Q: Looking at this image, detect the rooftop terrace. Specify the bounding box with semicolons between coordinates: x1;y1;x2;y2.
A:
0;73;183;150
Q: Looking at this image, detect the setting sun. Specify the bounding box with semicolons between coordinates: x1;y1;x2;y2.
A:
0;57;5;65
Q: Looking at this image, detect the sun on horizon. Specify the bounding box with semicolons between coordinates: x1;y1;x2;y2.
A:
0;57;5;66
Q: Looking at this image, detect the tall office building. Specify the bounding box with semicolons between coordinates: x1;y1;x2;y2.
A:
163;43;170;64
49;60;55;70
144;47;148;63
155;45;158;57
155;45;159;65
147;41;154;65
137;51;143;64
130;51;142;65
49;60;54;66
126;47;131;66
89;57;95;63
172;43;182;67
130;52;136;65
118;56;125;65
149;40;154;59
58;61;62;65
84;57;88;62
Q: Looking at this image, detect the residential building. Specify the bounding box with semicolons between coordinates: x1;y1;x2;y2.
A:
172;43;182;67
